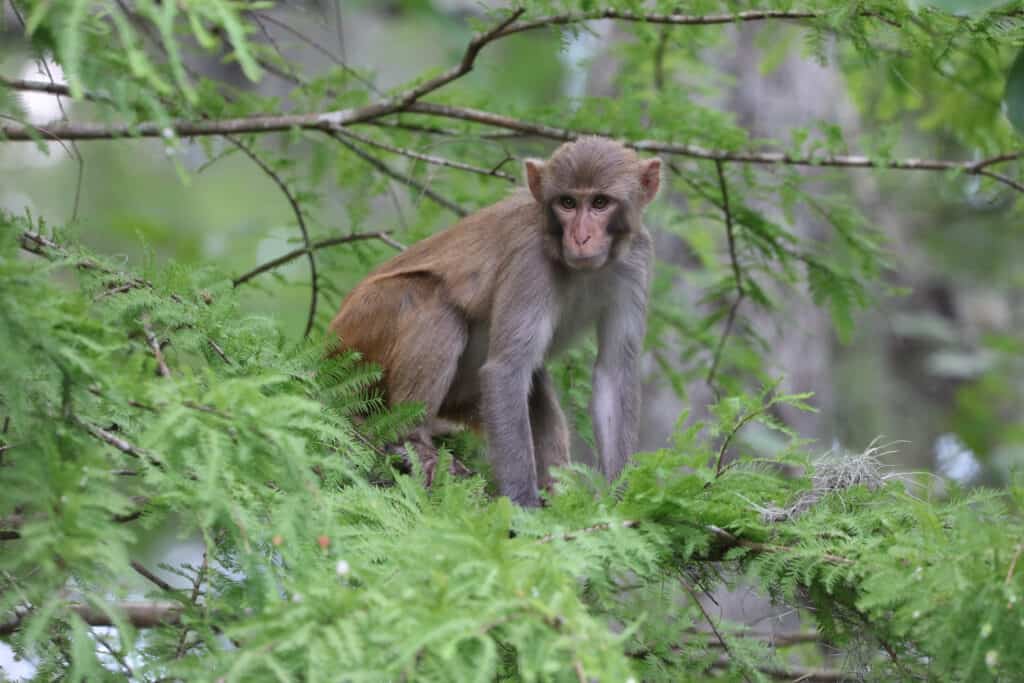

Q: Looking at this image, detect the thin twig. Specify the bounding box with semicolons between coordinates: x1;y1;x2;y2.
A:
250;11;381;95
706;524;853;565
363;119;461;137
1006;544;1023;584
35;58;84;222
706;161;745;393
682;579;755;683
329;132;468;216
207;338;232;365
334;128;516;182
74;416;165;469
175;550;208;658
94;632;134;678
391;8;525;108
233;232;403;287
131;561;177;593
683;627;822;648
225;135;319;338
142;317;171;378
535;520;641;544
493;9;897;41
713;406;764;478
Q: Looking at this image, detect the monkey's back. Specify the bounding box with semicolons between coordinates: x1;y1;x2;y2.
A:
327;190;545;397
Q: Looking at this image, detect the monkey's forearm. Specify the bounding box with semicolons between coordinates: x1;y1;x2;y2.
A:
591;367;638;480
480;361;541;506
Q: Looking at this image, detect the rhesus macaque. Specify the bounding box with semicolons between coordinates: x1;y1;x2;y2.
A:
330;136;660;507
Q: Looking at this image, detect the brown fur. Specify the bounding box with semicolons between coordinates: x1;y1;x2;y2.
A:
329;137;661;506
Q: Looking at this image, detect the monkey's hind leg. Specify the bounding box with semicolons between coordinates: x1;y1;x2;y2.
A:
376;277;471;487
529;368;571;495
381;276;469;426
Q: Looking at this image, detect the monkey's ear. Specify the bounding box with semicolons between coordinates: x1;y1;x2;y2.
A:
639;158;662;205
524;159;545;203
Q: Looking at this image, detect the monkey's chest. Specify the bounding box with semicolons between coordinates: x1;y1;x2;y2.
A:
547;282;605;357
441;293;603;419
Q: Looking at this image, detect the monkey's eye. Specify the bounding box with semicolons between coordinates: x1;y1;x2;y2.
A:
592;195;610;210
558;196;577;210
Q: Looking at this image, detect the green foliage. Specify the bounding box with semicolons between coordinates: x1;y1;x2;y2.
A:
3;220;1024;680
1004;48;1024;136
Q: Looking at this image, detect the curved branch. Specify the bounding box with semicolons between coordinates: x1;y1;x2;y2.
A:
392;8;525;108
225;136;319;338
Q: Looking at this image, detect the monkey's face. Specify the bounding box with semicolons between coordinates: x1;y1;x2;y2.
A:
549;192;621;270
525;137;662;270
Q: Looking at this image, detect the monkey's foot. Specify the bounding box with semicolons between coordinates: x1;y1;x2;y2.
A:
387;438;472;488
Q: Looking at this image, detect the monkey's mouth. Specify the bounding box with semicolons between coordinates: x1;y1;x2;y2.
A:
563;253;608;270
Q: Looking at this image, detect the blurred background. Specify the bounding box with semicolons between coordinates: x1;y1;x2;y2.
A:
2;2;1022;508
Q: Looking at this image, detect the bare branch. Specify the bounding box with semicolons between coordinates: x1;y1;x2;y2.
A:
233;232;403;287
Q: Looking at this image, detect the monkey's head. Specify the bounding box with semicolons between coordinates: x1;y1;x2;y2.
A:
524;136;661;271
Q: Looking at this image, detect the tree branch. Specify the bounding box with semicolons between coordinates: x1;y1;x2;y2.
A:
493;9;897;42
405;103;1024;192
0;76;109;105
1;601;183;636
4;100;1021;191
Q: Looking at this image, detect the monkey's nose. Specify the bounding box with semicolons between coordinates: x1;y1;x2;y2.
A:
574;233;591;246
